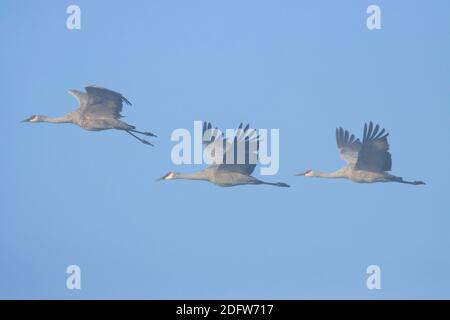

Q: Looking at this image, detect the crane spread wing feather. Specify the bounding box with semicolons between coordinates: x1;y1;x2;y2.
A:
202;121;226;163
203;122;259;175
80;85;131;118
354;122;392;172
336;127;362;166
68;89;88;107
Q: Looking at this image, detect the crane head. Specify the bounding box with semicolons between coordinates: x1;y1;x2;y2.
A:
158;172;175;181
296;169;313;177
21;115;43;123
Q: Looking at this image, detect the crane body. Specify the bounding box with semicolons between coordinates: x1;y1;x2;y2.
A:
297;122;425;185
22;85;156;146
160;122;290;188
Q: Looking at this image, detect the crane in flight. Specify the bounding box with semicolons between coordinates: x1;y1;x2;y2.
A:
159;122;290;188
22;85;156;146
296;122;425;185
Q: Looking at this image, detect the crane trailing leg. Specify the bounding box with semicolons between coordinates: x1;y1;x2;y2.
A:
254;178;290;188
393;176;426;185
129;129;157;137
125;130;154;146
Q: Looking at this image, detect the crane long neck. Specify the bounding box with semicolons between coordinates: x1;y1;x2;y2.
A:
174;171;209;181
311;170;346;179
42;114;73;124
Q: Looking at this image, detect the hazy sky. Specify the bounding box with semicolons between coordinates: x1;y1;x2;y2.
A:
1;0;449;299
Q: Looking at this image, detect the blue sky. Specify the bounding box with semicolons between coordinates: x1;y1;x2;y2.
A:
0;0;449;299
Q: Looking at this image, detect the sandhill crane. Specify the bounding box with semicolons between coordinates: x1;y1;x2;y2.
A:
296;122;425;185
22;85;156;146
159;122;290;187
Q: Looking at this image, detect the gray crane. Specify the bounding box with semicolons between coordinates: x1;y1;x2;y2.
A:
296;122;425;185
159;122;290;187
22;85;156;146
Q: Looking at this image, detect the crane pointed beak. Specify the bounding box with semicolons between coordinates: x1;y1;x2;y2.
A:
296;170;312;176
21;115;38;123
157;172;174;181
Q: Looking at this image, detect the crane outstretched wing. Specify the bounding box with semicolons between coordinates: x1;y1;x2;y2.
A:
80;85;131;118
202;121;226;164
203;122;259;175
68;89;88;107
354;122;392;172
336;127;362;166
